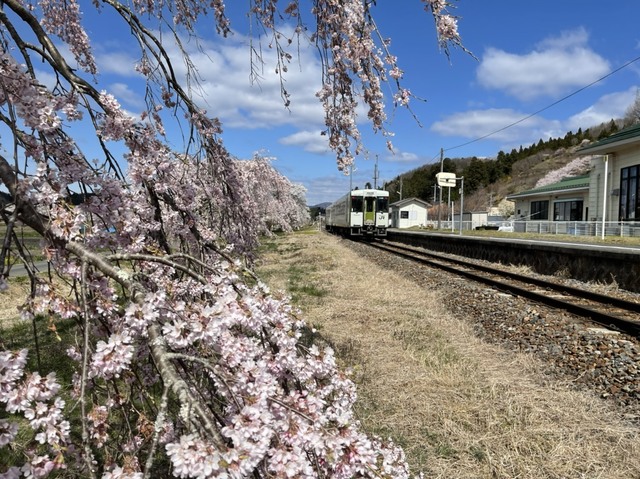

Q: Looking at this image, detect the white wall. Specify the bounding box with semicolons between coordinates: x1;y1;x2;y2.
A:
588;148;640;222
394;202;428;228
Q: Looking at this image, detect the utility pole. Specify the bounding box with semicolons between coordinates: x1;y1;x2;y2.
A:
459;176;465;235
437;147;443;230
399;176;403;200
349;163;353;192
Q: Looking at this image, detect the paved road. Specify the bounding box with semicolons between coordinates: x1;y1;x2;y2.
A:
7;261;50;277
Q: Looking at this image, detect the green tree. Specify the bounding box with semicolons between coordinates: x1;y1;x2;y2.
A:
462;157;490;194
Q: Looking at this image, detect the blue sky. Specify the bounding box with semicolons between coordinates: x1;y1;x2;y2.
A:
81;2;640;205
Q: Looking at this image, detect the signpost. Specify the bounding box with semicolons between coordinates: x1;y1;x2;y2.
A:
436;172;456;187
436;173;464;235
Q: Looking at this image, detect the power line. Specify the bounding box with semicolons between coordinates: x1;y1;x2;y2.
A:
442;54;640;154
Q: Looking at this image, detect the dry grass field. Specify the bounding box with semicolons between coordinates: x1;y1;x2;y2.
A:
257;229;640;479
0;277;32;328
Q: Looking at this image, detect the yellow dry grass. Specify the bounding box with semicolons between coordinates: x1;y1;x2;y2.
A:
257;230;640;479
0;278;31;329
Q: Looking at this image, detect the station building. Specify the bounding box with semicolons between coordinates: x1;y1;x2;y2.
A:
507;175;590;222
505;123;640;236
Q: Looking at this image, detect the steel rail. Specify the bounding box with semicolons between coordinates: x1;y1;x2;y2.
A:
369;241;640;337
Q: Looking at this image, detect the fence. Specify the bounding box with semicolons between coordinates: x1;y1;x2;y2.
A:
511;220;640;238
424;220;640;238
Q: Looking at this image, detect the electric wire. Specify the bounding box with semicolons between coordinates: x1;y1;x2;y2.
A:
441;54;640;155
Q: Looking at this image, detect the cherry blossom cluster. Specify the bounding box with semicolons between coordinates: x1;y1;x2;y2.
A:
535;155;593;188
0;1;465;477
0;49;62;133
310;0;461;170
0;349;69;478
129;0;230;35
235;154;310;234
40;0;97;74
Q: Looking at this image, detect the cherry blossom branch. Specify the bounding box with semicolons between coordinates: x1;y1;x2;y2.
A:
147;324;226;448
164;352;242;412
79;259;98;479
143;385;170;478
0;2;467;476
106;252;208;284
3;0;98;100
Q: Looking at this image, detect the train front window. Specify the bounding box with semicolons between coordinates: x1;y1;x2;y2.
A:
351;197;363;212
377;197;388;212
365;197;375;212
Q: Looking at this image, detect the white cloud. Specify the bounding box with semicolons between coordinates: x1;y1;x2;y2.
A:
429;87;640;157
431;108;561;143
383;148;420;163
430;107;578;155
279;130;330;154
109;82;145;109
33;69;58;90
97;51;140;77
153;30;326;130
536;27;589;50
567;87;638;130
302;174;352;205
476;28;610;101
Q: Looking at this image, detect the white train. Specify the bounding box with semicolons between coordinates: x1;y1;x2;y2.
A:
325;188;389;238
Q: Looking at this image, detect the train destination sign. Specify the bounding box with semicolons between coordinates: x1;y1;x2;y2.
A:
436;172;457;187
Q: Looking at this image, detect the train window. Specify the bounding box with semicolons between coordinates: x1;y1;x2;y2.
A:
377;197;388;211
351;197;363;212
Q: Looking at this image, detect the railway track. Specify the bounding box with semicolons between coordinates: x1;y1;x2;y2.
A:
370;240;640;338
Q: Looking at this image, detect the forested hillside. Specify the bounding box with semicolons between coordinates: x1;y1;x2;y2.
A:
384;119;623;212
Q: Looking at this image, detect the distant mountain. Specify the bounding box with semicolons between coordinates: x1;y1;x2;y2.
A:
312;202;331;209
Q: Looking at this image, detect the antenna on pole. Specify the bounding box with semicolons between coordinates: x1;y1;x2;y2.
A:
373;154;379;189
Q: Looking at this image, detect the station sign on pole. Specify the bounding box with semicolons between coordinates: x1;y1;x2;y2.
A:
436;172;456;188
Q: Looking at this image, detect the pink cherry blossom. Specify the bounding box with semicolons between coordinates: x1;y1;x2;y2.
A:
0;1;464;477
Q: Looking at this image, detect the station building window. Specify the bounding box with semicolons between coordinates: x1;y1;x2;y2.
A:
530;200;549;220
400;211;409;219
554;200;583;221
619;165;639;221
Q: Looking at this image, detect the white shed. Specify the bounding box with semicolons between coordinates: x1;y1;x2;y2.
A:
389;197;431;228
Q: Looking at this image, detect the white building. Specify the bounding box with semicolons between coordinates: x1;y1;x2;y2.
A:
389;197;431;228
579;123;640;224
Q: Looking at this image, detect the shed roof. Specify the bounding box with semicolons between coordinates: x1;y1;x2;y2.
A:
389;197;431;208
506;174;590;200
579;123;640;154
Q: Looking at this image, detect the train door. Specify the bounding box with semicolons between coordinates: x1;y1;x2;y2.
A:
350;195;364;229
364;197;375;225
